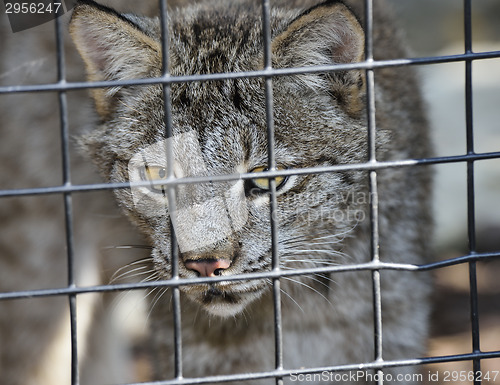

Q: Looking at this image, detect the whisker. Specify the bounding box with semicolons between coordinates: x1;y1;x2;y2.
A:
104;245;153;250
140;271;161;284
281;259;340;266
146;288;169;323
280;267;338;289
316;273;338;288
192;304;201;326
283;238;345;249
282;248;354;263
311;226;357;241
306;240;343;247
282;224;358;248
284;256;351;265
119;117;141;123
308;274;337;290
108;286;151;327
281;276;333;307
280;288;304;313
110;266;150;284
109;257;152;284
283;249;346;256
236;307;249;325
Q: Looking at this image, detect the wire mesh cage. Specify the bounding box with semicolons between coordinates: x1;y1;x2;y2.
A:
1;0;500;384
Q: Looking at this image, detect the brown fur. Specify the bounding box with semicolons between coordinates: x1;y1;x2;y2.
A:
69;1;433;383
0;0;433;384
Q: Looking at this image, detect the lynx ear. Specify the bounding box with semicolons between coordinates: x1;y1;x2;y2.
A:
70;0;161;116
272;1;365;115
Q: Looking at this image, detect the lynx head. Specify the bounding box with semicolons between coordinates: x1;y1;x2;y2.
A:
70;0;368;317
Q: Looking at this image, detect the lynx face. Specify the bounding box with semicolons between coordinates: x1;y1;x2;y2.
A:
71;0;369;317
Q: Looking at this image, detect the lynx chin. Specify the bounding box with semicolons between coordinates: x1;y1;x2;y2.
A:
70;0;433;383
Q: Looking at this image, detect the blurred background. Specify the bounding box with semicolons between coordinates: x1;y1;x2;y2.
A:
387;0;500;382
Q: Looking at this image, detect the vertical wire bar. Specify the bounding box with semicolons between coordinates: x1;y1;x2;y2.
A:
463;0;481;381
159;0;183;379
364;0;383;382
54;5;79;385
261;0;283;383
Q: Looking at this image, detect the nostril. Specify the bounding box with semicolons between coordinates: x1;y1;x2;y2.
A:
185;258;231;278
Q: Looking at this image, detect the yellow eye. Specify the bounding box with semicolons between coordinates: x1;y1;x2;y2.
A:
249;166;287;192
141;165;167;192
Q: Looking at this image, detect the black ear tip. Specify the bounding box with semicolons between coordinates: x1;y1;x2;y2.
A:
74;0;99;6
295;0;362;28
70;0;139;32
71;0;122;17
69;0;98;11
70;0;100;18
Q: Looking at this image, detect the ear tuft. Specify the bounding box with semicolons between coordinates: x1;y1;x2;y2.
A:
70;1;161;116
272;1;365;115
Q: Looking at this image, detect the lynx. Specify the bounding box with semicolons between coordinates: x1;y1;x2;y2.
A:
0;0;433;384
69;0;433;382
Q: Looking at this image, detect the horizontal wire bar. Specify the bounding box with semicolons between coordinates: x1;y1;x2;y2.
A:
113;350;500;385
1;150;500;198
2;4;498;384
1;250;498;301
1;50;499;95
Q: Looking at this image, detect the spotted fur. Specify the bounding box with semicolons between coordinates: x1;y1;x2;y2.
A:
71;0;433;383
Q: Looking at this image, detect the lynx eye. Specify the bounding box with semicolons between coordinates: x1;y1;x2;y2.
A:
248;166;288;193
140;165;167;192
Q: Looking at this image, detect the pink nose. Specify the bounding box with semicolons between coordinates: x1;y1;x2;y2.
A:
185;258;231;277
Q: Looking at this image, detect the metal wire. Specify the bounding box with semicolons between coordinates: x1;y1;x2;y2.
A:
462;0;482;382
1;50;500;96
158;0;184;379
3;151;500;199
54;2;79;384
362;2;384;383
260;0;284;383
3;250;500;300
1;0;500;384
